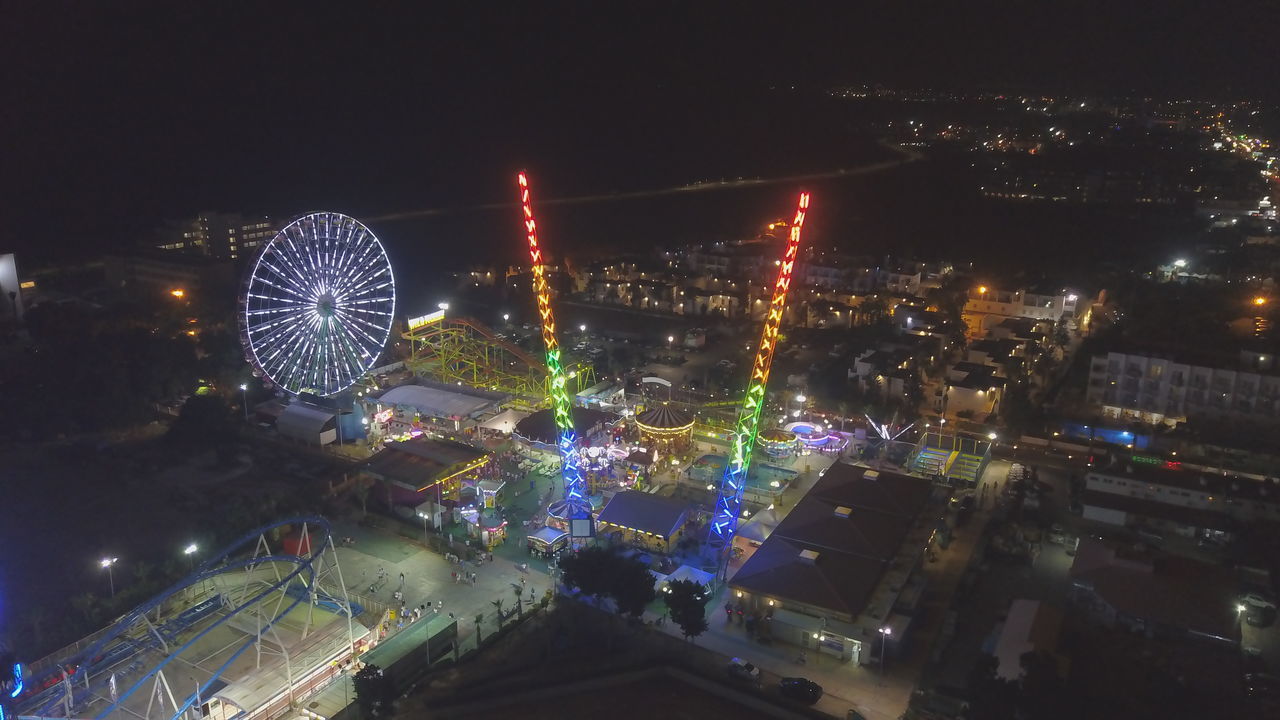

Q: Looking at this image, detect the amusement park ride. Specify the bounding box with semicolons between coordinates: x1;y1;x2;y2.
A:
400;313;595;407
517;171;593;535
708;191;811;558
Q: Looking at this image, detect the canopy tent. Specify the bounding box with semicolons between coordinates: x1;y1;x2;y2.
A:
737;506;781;542
276;403;335;445
663;564;715;591
480;408;529;435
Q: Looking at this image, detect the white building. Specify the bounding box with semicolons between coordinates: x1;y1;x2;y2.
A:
964;286;1082;337
1086;350;1280;426
1080;459;1280;538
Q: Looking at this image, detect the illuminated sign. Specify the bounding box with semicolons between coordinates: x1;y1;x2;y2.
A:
407;310;445;330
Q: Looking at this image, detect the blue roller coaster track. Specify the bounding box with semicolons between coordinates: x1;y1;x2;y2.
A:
15;516;354;720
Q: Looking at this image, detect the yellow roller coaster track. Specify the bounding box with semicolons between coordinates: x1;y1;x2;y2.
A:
401;315;595;407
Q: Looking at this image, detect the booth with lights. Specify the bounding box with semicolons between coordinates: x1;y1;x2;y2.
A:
360;437;494;522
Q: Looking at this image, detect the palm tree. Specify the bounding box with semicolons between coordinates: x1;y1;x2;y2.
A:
23;606;48;648
71;591;99;625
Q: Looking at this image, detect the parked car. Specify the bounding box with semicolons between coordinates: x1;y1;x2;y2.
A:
1245;672;1280;699
1242;593;1278;611
1246;605;1276;628
778;677;823;704
727;657;761;683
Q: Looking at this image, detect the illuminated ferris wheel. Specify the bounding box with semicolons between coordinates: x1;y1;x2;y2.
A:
240;212;396;396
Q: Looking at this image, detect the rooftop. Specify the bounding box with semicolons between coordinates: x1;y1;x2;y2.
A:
1089;457;1280;505
1079;489;1236;531
514;406;619;445
363;437;489;491
1070;536;1239;642
731;463;933;621
375;380;507;420
595;490;689;539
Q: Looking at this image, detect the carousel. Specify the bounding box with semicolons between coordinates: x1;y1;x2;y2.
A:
634;404;695;453
759;427;800;459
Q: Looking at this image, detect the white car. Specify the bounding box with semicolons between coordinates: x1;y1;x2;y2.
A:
1242;593;1277;611
727;657;761;682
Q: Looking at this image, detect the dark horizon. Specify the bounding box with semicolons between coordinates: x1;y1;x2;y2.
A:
3;2;1278;266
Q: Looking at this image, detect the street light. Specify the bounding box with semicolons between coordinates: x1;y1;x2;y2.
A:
183;543;198;570
879;626;892;675
579;324;587;332
988;432;998;441
667;335;675;344
438;302;450;310
795;394;807;403
503;313;510;322
101;557;119;597
239;384;249;421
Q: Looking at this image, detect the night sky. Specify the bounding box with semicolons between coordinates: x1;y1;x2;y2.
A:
2;2;1276;265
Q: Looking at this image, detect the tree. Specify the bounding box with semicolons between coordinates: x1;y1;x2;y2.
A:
352;664;394;718
612;560;658;618
167;394;236;460
559;546;654;616
70;592;99;625
559;546;617;601
353;476;371;518
662;579;710;641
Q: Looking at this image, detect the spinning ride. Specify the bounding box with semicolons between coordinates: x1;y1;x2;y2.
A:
241;212;396;396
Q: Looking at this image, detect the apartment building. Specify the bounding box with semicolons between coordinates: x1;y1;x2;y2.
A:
158;212;276;259
1081;458;1280;540
1086;350;1280;426
964;286;1082;337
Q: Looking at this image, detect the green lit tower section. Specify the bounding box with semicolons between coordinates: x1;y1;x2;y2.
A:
709;191;811;550
517;172;591;531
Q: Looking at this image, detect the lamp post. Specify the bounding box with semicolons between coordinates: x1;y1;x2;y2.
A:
183;543;198;571
239;384;249;421
101;557;119;597
879;626;892;675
